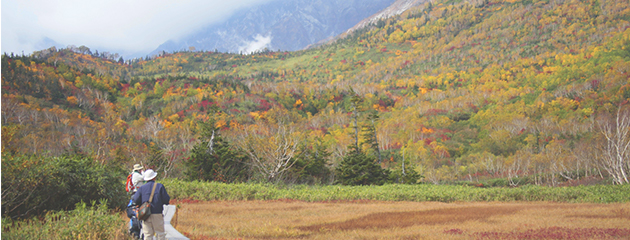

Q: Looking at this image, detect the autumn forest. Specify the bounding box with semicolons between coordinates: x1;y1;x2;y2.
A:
3;0;630;194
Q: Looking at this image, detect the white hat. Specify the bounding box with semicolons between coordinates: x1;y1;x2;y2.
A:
143;169;158;181
133;164;144;171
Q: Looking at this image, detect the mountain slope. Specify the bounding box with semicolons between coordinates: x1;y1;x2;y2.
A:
3;0;630;185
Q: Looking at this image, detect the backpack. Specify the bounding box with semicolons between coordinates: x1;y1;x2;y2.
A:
126;173;134;192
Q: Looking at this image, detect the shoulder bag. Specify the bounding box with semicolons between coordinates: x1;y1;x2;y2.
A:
137;182;157;221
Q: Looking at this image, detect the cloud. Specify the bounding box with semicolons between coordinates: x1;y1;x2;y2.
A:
1;0;275;57
238;34;272;54
1;0;50;55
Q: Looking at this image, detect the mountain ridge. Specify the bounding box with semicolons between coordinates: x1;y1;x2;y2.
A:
150;0;397;55
347;0;427;34
308;0;428;49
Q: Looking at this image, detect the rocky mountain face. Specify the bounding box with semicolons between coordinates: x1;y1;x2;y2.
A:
319;0;428;47
345;0;427;34
151;0;397;55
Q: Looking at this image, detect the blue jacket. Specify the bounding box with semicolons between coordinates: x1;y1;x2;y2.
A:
132;180;170;214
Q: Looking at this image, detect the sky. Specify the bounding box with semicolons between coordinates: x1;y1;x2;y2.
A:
1;0;273;58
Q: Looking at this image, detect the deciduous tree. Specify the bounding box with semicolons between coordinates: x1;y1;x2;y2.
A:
596;106;630;184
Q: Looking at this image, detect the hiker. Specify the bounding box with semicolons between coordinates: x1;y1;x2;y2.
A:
126;164;145;197
126;198;143;239
133;169;170;240
131;164;145;192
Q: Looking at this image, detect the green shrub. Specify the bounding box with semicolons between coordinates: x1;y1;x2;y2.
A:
389;168;422;184
1;153;127;219
1;201;127;240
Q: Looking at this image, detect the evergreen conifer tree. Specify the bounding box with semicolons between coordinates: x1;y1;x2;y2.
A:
290;138;332;184
335;146;390;185
361;110;381;163
185;119;249;182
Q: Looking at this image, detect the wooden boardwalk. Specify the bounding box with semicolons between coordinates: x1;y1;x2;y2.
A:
162;205;189;240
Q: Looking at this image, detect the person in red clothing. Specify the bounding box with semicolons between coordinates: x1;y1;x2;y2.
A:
132;169;170;240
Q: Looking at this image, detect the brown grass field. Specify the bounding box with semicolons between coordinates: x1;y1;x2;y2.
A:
172;200;630;240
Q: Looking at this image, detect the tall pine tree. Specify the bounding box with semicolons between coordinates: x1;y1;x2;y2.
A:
361;110;381;163
336;92;390;185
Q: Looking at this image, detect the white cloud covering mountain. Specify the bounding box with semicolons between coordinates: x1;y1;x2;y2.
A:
238;34;272;54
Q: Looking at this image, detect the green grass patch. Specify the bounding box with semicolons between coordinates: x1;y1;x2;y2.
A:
164;179;630;203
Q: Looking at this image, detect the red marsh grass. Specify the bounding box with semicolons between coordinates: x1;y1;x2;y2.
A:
173;200;630;240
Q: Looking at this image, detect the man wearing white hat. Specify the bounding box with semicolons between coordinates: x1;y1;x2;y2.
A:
131;164;145;193
133;169;170;240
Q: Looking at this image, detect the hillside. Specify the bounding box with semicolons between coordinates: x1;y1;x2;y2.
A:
2;0;630;186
